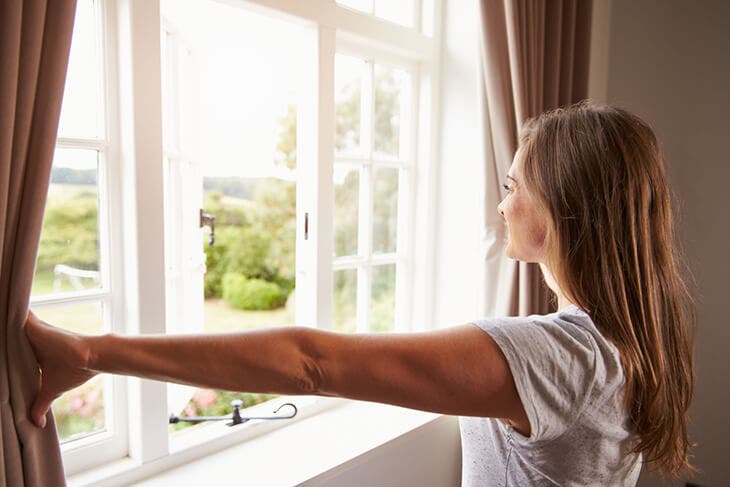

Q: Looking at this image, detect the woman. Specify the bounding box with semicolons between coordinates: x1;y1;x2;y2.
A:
25;101;696;485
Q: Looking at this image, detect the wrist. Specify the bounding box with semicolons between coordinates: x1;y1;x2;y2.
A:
84;333;112;374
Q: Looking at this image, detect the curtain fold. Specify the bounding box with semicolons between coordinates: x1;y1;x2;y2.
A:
0;0;77;485
478;0;593;317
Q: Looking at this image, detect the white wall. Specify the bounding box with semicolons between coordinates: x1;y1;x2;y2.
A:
432;0;484;327
595;0;730;485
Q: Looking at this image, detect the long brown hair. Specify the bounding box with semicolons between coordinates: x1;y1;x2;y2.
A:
519;100;696;476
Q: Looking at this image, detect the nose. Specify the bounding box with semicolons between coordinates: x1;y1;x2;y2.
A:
497;201;505;217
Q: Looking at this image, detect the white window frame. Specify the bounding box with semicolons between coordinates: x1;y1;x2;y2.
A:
61;0;443;480
330;41;419;333
29;0;130;474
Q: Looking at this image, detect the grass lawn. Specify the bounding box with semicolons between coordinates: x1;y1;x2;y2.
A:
203;296;296;333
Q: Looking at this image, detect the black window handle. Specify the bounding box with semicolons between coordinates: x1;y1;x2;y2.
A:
200;209;216;247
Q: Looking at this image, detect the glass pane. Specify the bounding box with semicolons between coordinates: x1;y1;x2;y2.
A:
375;0;415;28
33;149;100;297
374;64;409;159
335;54;365;157
371;264;396;332
372;167;399;253
34;303;106;442
58;0;103;138
334;165;359;257
337;0;373;14
333;269;357;333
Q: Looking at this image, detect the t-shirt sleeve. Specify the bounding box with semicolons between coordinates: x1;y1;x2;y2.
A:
471;315;598;444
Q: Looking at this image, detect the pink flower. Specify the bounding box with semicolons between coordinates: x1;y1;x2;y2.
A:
193;389;217;408
183;405;196;417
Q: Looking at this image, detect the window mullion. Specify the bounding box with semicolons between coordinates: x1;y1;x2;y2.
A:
356;61;374;332
118;0;169;463
297;25;336;330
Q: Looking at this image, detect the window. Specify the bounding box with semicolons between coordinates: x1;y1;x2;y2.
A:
30;0;128;472
332;54;413;333
40;0;441;479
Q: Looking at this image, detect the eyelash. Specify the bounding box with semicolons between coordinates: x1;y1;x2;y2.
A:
502;182;512;192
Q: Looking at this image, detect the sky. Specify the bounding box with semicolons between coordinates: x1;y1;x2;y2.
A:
58;0;308;178
57;0;417;178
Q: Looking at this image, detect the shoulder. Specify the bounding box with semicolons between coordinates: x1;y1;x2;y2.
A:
472;305;599;360
469;306;624;443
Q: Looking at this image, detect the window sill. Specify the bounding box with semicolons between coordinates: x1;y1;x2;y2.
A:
68;399;450;486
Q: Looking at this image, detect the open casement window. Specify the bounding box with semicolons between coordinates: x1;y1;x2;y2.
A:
51;0;440;478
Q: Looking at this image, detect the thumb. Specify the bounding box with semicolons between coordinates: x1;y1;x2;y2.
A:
31;390;54;429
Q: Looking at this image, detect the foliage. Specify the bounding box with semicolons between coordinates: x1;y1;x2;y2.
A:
373;68;401;156
223;226;276;280
51;167;97;185
222;273;287;311
253;178;296;280
36;192;98;272
274;103;297;170
203;190;251;227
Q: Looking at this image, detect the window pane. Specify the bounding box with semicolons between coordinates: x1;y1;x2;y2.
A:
372;167;399;253
374;64;408;159
334;165;359;257
371;264;396;332
58;0;103;138
333;269;357;333
34;303;107;442
33;149;101;297
335;54;365;157
374;0;415;28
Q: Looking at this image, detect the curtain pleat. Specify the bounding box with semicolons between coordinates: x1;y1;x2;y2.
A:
0;0;77;485
479;0;593;317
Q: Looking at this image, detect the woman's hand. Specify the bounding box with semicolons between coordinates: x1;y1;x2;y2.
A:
24;310;97;428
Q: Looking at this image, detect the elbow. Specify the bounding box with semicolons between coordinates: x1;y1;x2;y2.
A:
294;328;325;395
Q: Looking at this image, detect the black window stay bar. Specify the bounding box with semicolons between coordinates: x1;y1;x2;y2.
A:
169;400;298;427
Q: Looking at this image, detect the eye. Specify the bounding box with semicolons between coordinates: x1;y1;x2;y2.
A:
502;182;512;192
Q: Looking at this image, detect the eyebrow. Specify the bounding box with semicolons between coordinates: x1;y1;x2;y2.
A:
506;175;517;182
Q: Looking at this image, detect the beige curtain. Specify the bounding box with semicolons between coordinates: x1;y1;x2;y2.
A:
0;0;77;485
478;0;593;317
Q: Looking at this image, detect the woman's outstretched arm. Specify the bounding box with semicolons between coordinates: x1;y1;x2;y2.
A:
24;311;529;433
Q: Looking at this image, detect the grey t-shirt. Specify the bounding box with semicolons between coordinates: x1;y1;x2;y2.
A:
459;304;642;486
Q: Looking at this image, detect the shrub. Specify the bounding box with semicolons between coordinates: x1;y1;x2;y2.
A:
203;239;228;298
222;273;287;310
223;227;276;281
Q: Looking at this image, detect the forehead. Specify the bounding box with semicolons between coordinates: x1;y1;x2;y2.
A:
508;146;525;177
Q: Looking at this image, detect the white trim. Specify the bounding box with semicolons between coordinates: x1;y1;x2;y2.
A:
115;0;169;464
335;156;411;168
55;137;108;151
31;289;110;307
410;0;442;332
214;0;434;60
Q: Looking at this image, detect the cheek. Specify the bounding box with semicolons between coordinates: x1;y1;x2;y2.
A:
505;197;547;258
526;219;547;249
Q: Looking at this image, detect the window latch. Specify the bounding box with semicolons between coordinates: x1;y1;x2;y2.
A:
199;209;216;247
169;400;298;427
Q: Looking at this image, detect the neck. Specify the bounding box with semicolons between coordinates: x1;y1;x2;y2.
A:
539;263;574;311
